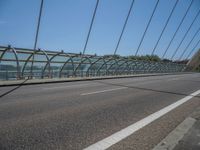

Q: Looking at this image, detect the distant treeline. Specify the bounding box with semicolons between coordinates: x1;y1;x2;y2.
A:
102;54;189;64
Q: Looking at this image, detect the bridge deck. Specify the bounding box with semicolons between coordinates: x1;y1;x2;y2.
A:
0;73;199;150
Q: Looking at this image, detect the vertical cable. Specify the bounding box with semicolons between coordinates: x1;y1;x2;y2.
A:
135;0;160;56
82;0;99;55
34;0;44;50
161;0;194;59
31;0;44;79
114;0;135;55
179;26;200;60
151;0;179;56
170;8;200;60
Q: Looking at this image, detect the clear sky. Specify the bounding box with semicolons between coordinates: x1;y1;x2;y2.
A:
0;0;200;59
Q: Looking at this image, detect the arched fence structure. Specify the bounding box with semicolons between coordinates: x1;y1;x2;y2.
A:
0;45;185;80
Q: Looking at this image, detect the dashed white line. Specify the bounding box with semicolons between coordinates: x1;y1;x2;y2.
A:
81;87;128;96
83;89;200;150
167;77;185;81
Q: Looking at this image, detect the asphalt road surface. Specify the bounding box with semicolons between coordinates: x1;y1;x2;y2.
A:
0;73;200;150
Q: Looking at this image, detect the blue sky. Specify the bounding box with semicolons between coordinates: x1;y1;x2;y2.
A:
0;0;200;59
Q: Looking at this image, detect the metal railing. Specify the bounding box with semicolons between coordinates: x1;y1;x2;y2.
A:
0;46;186;81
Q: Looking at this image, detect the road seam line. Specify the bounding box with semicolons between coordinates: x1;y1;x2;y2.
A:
83;89;200;150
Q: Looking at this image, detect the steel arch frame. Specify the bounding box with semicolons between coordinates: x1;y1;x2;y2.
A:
42;51;64;78
121;60;137;74
21;49;40;77
96;57;116;75
39;49;51;78
73;56;93;76
128;61;142;73
86;57;106;76
59;55;75;78
21;49;51;79
106;58;119;75
114;59;129;75
0;46;21;79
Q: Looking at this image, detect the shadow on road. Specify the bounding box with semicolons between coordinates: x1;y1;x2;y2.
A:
0;79;29;98
93;80;200;99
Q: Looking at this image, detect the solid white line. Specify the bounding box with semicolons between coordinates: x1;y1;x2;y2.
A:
81;87;128;96
84;89;200;150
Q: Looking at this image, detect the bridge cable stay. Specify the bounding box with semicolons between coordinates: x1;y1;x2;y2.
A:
185;38;200;60
82;0;99;55
34;0;44;50
31;0;44;79
5;0;45;87
170;8;200;60
134;0;160;56
113;0;135;55
178;26;200;60
161;0;194;59
151;0;179;56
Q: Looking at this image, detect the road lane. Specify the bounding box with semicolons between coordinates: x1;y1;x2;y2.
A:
0;73;200;150
1;73;199;124
0;73;198;102
84;89;200;150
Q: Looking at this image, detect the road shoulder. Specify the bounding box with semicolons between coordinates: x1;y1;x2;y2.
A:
153;106;200;150
108;96;200;150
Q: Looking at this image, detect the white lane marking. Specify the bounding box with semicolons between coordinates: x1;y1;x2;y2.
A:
84;89;200;150
81;87;128;96
167;77;185;81
43;83;94;90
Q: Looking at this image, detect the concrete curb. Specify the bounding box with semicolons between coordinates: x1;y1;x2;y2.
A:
0;72;195;87
152;117;196;150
